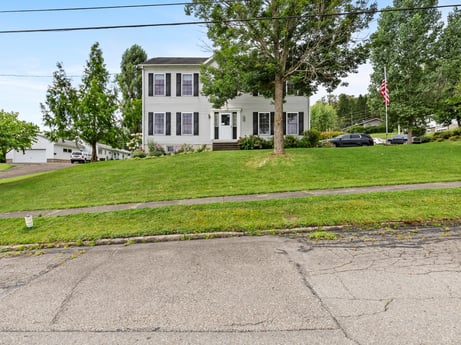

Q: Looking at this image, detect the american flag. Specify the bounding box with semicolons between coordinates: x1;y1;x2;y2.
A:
380;78;390;106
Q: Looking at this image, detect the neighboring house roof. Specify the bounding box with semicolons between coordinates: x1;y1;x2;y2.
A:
141;57;210;66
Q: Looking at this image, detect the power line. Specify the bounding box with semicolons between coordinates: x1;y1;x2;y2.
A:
0;73;116;78
0;3;459;34
0;2;189;14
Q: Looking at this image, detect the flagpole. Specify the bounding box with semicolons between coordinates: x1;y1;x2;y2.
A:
384;67;389;143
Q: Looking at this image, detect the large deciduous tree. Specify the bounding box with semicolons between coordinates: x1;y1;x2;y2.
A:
0;110;39;163
186;0;376;154
369;0;443;142
116;44;147;134
432;8;461;126
42;42;119;161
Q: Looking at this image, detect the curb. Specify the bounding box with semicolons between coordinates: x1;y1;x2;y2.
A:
1;225;351;253
3;221;450;253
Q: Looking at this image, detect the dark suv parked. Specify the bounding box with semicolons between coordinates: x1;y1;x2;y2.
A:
329;133;374;147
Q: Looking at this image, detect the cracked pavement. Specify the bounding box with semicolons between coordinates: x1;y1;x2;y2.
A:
0;227;460;344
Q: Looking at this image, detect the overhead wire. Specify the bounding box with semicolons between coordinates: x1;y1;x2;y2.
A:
0;2;190;14
0;3;459;34
0;2;459;78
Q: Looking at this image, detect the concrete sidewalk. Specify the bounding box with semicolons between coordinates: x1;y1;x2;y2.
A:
2;181;461;219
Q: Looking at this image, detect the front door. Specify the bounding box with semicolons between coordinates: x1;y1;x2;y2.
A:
219;113;233;140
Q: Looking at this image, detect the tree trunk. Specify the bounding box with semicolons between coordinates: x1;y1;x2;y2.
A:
273;75;285;155
407;127;413;144
92;142;97;162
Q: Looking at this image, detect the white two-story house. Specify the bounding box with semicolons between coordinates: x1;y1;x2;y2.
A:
140;57;310;152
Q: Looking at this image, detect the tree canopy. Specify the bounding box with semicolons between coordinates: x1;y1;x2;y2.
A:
0;110;39;163
368;0;443;140
432;7;461;126
116;44;147;134
186;0;376;153
41;42;119;161
310;102;338;131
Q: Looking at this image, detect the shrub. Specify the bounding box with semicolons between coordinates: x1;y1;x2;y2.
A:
147;141;166;157
132;150;146;159
284;135;300;148
239;136;256;150
177;144;194;154
306;129;321;148
320;131;343;140
239;135;271;150
347;126;365;133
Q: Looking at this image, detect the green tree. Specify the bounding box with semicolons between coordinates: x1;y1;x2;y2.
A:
42;42;120;161
116;44;147;134
186;0;376;154
432;8;461;126
310;102;338;132
0;110;39;163
79;42;119;161
369;0;443;142
41;62;78;141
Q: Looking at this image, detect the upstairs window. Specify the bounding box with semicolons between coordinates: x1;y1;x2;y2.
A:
182;74;193;96
154;74;165;96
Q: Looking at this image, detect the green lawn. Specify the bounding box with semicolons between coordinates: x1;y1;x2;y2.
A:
1;188;460;246
1;142;461;246
1;142;460;212
0;164;12;171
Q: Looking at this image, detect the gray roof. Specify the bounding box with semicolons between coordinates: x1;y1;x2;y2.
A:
142;57;210;65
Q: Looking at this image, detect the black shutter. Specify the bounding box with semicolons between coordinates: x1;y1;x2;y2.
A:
298;112;304;135
148;73;153;96
214;112;219;139
166;112;171;136
176;112;182;135
148;112;153;135
270;112;275;135
193;73;199;96
253;112;258;135
176;73;181;96
283;112;287;135
194;112;199;136
166;73;171;97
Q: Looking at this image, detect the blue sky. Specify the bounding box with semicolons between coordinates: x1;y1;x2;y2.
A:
0;1;456;127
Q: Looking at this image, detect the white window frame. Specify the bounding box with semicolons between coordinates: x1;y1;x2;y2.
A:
154;74;165;96
182;112;194;135
154;112;166;135
286;112;299;135
182;74;193;96
258;112;270;135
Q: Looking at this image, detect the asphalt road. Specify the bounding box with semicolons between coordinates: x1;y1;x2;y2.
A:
1;227;460;345
0;163;72;180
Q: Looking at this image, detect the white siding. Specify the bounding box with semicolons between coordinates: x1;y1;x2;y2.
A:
8;149;47;163
141;61;310;150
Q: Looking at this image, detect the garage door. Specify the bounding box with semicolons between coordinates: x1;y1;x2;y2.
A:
13;149;47;163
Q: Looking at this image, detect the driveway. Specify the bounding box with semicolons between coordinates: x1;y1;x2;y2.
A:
1;227;460;344
0;163;72;180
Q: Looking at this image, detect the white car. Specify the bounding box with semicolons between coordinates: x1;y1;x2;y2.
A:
373;137;386;145
70;151;91;164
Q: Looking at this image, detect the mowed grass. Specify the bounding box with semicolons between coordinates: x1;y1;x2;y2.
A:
1;141;460;213
1;142;461;246
1;188;460;245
